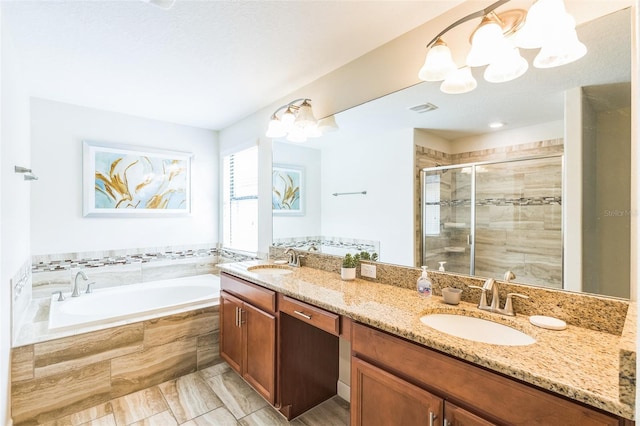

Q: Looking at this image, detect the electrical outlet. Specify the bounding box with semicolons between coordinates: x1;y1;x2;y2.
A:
361;263;376;279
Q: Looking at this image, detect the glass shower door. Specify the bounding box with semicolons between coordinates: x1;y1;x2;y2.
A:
422;166;473;275
473;156;563;287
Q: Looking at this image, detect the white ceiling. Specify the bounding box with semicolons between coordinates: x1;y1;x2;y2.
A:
1;0;461;131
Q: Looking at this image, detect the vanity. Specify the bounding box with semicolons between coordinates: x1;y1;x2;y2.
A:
218;260;636;425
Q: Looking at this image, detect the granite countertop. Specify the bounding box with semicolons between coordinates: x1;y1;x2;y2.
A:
219;261;636;420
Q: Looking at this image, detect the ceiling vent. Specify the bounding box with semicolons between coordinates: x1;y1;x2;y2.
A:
409;102;439;113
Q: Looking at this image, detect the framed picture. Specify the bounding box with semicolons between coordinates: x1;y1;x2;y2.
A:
83;141;192;217
272;164;304;216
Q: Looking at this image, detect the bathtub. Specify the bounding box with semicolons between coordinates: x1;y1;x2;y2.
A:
48;274;220;330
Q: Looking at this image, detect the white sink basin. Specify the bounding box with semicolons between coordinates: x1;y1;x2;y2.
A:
420;313;536;346
247;265;293;275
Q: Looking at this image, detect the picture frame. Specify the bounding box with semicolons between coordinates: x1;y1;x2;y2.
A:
82;141;192;217
272;164;304;216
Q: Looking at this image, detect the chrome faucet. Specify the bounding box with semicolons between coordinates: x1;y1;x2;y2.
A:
72;270;88;297
284;248;304;267
503;270;516;282
470;278;529;316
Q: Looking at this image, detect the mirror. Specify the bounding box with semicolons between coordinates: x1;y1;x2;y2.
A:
272;6;632;298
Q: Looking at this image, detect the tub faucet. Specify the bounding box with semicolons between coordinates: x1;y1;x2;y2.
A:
72;270;88;297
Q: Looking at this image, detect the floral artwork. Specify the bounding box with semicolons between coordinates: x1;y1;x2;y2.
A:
83;142;191;217
272;165;304;215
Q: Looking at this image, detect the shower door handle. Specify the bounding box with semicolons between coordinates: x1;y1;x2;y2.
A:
467;234;472;245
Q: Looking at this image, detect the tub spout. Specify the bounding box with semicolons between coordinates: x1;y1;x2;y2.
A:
72;271;88;297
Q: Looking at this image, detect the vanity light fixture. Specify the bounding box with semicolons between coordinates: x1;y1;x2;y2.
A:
266;99;321;143
489;121;505;128
418;0;587;94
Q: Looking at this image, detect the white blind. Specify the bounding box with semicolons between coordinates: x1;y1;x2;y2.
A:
223;146;258;252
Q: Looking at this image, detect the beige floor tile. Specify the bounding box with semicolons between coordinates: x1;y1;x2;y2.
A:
202;370;267;419
46;402;113;426
198;361;230;379
158;372;223;423
111;387;168;425
290;397;350;426
238;405;290;426
181;406;239;426
127;410;178;426
78;414;117;426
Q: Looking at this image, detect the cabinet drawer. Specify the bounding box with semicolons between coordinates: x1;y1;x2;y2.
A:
278;294;340;336
221;273;276;314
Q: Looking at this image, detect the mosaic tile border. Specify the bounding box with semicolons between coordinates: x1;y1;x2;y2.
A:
426;196;562;207
32;246;259;274
272;236;379;256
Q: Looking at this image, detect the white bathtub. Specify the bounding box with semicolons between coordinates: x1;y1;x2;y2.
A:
48;274;220;330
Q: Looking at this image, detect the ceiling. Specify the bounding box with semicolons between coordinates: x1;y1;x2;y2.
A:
1;0;462;131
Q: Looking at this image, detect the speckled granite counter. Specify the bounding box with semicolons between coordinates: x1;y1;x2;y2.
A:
219;261;636;420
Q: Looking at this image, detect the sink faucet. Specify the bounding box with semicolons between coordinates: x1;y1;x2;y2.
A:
469;278;529;316
72;270;88;297
284;248;304;267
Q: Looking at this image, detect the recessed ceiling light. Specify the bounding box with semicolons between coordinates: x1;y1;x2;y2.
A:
489;122;505;129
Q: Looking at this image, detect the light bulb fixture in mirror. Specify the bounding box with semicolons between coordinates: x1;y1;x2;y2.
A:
418;0;587;93
266;98;320;143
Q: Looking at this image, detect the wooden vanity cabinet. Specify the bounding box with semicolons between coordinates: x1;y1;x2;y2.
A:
220;273;277;404
351;322;626;426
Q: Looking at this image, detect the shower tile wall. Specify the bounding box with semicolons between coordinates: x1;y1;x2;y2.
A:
416;139;563;287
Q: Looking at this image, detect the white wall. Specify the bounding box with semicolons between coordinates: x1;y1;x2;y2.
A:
272;141;321;239
1;6;31;423
30;98;219;255
320;127;415;265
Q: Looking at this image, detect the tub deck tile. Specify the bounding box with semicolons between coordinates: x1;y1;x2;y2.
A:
12;361;112;425
110;338;198;398
143;307;218;348
197;332;220;370
33;324;144;378
11;344;34;382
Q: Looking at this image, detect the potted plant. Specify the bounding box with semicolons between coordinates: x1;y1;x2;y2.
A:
341;253;360;281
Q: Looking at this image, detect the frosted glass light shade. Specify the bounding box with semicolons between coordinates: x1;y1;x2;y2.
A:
280;107;296;129
295;100;317;128
533;16;586;68
266;117;286;138
440;67;477;94
514;0;567;49
484;48;529;82
419;38;457;81
286;126;307;143
467;16;506;67
317;115;339;133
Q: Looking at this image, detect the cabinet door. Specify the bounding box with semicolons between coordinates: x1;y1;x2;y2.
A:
444;402;497;426
352;357;443;426
243;302;277;404
220;291;243;373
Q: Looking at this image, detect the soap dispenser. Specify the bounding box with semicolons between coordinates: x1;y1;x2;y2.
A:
417;266;432;298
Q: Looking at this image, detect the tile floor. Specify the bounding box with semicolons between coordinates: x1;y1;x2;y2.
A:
42;362;350;426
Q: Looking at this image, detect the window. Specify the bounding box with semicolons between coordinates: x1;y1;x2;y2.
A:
222;146;258;252
423;174;441;236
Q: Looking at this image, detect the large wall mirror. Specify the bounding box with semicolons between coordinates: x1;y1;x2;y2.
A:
272;4;633;299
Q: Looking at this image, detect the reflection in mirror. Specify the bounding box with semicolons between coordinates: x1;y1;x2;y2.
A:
271;6;632;298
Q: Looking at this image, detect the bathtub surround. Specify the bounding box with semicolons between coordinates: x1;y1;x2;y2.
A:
14;244;257;346
11;306;219;425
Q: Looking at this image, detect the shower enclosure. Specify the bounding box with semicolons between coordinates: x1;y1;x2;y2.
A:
421;154;563;288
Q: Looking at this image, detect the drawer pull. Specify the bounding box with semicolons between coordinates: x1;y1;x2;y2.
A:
429;412;437;426
235;306;239;327
294;310;312;320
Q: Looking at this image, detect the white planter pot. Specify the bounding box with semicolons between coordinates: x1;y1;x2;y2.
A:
341;267;356;281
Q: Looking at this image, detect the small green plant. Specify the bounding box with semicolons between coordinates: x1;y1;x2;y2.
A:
342;253;360;268
359;251;379;261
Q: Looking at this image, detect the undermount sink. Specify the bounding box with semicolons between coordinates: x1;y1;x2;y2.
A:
247;265;294;275
420;313;536;346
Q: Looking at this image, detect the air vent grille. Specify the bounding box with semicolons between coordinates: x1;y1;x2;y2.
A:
409;102;438;113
